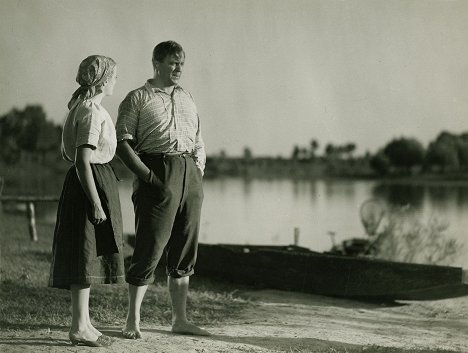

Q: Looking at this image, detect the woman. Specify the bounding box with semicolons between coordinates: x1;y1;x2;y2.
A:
49;55;124;347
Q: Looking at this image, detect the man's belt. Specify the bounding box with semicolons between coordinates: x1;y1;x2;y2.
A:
139;152;193;160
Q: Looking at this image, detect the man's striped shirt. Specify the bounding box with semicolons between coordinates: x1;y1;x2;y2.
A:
116;81;206;171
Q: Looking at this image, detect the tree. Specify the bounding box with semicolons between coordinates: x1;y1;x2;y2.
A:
424;131;466;171
309;139;319;159
0;105;61;164
344;143;356;159
291;145;300;160
370;151;391;175
457;141;468;168
383;137;425;171
17;105;48;152
243;146;253;160
325;143;336;158
425;141;459;171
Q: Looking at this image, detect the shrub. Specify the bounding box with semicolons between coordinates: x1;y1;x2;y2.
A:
370;205;463;265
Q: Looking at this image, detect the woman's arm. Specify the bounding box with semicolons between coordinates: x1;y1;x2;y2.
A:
75;145;107;224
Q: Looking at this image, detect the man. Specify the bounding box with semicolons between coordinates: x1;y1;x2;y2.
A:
115;41;209;338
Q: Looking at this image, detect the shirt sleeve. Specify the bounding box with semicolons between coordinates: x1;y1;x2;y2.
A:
193;114;206;173
75;104;102;149
116;91;140;142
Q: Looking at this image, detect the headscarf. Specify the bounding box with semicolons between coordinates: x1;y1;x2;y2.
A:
67;55;116;109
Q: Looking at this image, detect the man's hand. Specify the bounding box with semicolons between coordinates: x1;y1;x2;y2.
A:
147;169;164;187
116;140;151;180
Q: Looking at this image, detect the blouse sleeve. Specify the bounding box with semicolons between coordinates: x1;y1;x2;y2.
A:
75;104;102;149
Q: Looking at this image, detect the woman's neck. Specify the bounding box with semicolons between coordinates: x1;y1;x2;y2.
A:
89;92;105;104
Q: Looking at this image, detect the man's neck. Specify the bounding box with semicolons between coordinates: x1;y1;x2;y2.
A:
149;78;176;95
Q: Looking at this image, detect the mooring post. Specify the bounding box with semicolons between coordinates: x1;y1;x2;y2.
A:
26;201;38;242
294;227;300;246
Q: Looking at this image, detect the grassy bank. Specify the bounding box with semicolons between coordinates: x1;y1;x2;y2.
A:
1;211;464;353
0;211;251;330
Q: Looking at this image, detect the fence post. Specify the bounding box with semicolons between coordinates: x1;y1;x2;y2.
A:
0;177;3;218
26;202;38;242
0;177;3;214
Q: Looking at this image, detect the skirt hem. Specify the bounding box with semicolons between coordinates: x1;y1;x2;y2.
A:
49;275;126;290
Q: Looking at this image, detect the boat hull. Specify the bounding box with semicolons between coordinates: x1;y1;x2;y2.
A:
195;244;468;301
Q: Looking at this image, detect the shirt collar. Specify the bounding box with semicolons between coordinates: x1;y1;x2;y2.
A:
144;80;182;95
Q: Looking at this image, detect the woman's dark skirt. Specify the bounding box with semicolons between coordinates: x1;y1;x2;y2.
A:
48;163;125;289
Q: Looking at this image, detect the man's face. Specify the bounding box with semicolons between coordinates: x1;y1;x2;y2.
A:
156;52;185;86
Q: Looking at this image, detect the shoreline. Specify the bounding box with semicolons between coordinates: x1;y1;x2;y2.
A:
1;213;468;352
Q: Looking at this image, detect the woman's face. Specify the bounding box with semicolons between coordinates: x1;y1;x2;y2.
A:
103;67;117;96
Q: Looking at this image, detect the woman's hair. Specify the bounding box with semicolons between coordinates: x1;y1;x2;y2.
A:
67;55;116;109
152;41;185;67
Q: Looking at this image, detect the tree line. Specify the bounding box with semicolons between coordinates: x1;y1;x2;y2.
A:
1;104;468;177
287;133;468;176
370;132;468;175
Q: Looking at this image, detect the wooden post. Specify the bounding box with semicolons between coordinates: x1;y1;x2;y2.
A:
0;177;3;214
294;227;300;246
26;202;38;242
1;195;59;241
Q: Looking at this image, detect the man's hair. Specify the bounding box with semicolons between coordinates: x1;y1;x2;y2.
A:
152;41;185;65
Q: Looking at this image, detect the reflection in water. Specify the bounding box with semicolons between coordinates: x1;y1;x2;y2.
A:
324;181;357;202
425;185;468;209
242;177;253;196
372;183;425;208
8;176;468;267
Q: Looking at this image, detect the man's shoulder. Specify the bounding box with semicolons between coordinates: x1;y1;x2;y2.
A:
124;84;149;100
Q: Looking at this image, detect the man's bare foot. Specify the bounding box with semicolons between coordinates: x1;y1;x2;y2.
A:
171;321;211;336
122;322;142;339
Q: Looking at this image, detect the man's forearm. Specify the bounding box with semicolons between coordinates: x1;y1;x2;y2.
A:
116;140;151;181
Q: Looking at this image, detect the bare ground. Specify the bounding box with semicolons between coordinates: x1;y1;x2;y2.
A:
1;289;467;353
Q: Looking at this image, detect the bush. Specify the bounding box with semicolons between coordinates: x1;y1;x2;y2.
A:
370;206;463;265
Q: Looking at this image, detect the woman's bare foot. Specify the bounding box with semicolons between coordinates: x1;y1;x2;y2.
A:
171;321;211;336
87;322;102;336
69;328;100;343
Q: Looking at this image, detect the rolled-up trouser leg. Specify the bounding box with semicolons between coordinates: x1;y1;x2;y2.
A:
126;155;203;285
166;157;204;278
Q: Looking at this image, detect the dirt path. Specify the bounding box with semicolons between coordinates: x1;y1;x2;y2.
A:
1;289;468;353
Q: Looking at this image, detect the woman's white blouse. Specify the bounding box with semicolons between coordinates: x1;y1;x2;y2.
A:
61;99;117;164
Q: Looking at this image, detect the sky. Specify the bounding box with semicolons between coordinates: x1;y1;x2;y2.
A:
1;0;468;157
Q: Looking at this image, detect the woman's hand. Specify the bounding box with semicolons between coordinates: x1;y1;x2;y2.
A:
91;202;107;224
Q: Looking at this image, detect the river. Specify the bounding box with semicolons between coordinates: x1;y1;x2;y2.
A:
13;176;468;267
